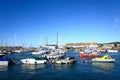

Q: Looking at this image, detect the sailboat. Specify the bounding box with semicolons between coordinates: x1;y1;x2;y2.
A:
46;32;66;59
0;34;9;54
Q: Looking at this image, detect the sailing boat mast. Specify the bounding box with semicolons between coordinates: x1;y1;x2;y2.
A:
56;32;58;49
13;34;16;47
46;36;48;46
0;34;7;52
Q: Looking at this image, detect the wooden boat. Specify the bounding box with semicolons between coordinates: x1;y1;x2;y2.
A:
92;55;115;63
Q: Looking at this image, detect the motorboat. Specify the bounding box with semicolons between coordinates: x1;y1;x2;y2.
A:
80;52;100;58
21;55;47;64
55;57;77;64
92;55;115;63
0;54;8;66
0;54;6;58
21;58;46;64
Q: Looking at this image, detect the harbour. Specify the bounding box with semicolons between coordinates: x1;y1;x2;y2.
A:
1;0;120;80
0;51;120;80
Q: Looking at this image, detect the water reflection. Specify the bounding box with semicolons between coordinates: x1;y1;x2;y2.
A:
0;65;8;71
21;64;46;70
92;62;114;70
54;63;76;71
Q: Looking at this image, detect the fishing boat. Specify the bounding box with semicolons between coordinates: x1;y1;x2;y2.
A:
55;57;77;64
92;55;115;63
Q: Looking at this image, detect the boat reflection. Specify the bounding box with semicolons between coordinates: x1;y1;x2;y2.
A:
54;63;76;71
0;65;8;71
80;57;91;63
22;64;46;70
92;62;114;70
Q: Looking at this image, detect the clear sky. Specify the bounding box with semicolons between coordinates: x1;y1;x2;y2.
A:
0;0;120;47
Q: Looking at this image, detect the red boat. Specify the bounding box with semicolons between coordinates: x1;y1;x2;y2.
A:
80;52;100;58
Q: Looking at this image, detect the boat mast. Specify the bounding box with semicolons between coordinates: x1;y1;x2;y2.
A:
0;34;7;52
0;35;3;52
14;33;16;47
46;36;48;46
56;32;58;49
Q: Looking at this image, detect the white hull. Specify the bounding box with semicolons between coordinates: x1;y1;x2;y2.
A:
56;57;77;64
92;59;115;63
46;53;65;59
0;61;8;66
32;51;47;55
21;58;46;64
35;60;46;64
56;59;75;64
107;50;118;53
13;50;23;53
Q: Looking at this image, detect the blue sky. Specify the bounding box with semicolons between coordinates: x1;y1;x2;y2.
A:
0;0;120;47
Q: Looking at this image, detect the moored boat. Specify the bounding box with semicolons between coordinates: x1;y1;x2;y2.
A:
55;57;77;64
46;49;66;59
0;54;6;58
0;58;8;66
80;52;99;58
80;49;100;58
107;50;118;53
0;54;8;66
92;55;115;63
21;58;46;64
21;55;47;64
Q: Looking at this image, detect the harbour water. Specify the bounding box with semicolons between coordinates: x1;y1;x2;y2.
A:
0;51;120;80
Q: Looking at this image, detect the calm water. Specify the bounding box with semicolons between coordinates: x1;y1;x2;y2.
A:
0;51;120;80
